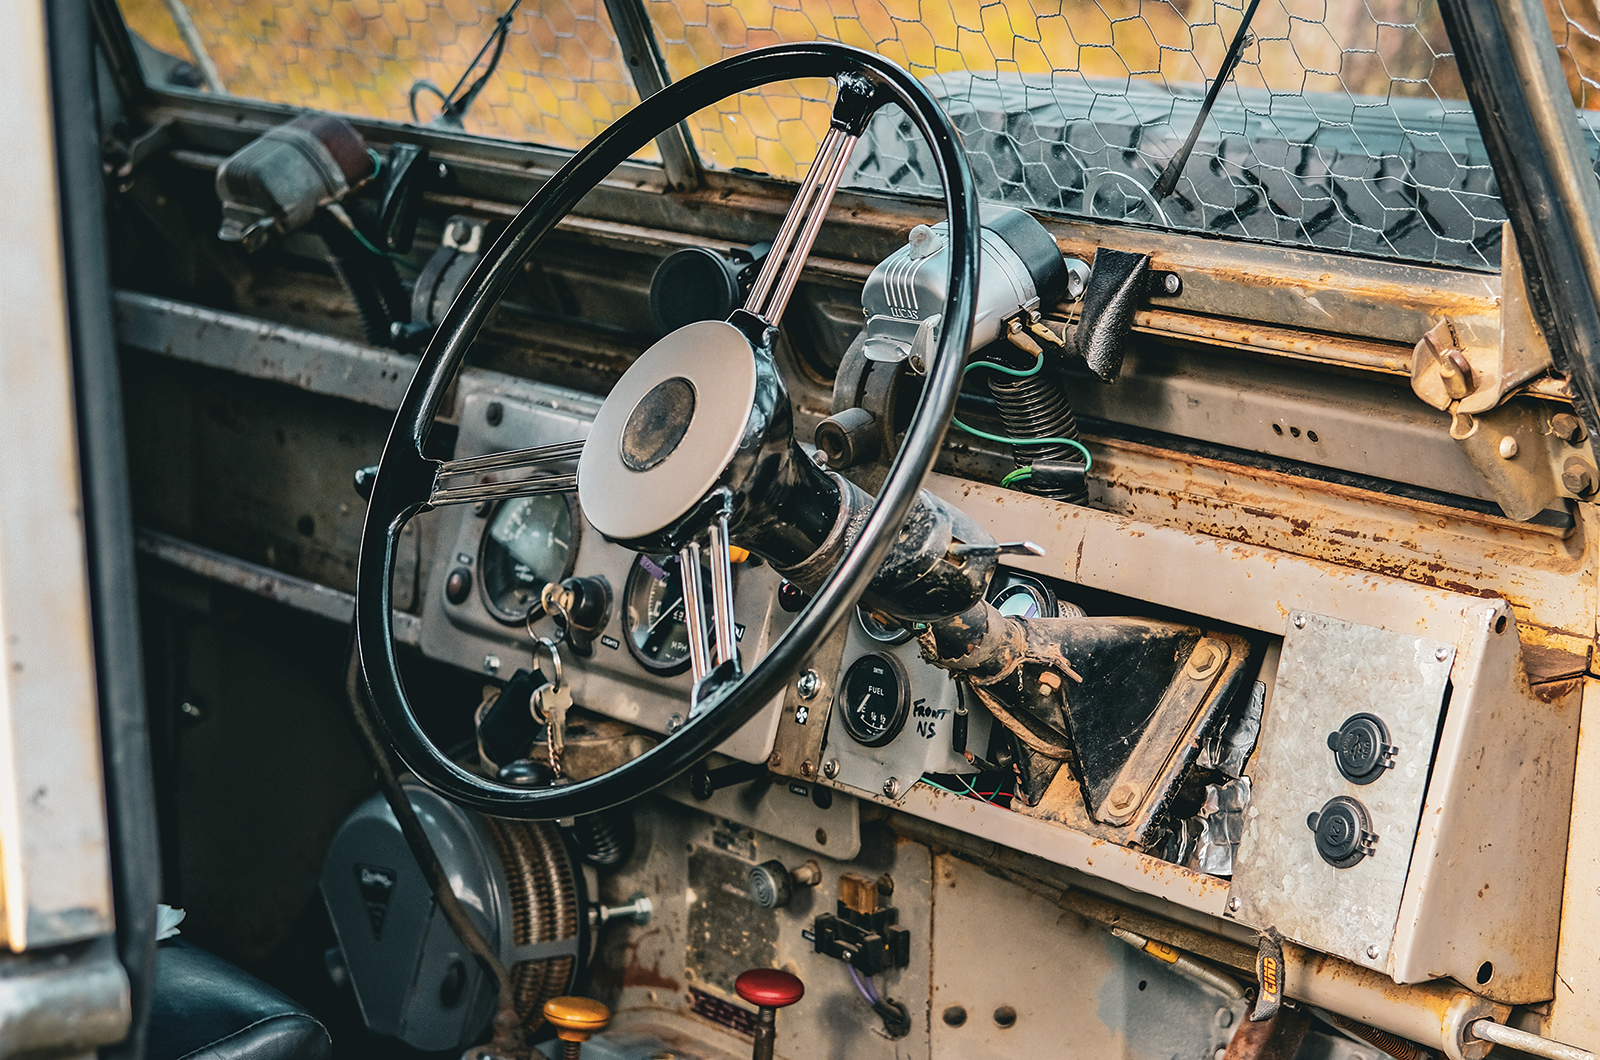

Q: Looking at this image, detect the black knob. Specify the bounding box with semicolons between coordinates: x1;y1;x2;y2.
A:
1327;712;1396;785
778;580;809;613
352;464;379;501
444;567;472;604
689;759;768;800
1307;796;1379;868
814;408;879;470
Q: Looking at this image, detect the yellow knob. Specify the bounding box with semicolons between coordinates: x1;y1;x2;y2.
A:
543;996;611;1042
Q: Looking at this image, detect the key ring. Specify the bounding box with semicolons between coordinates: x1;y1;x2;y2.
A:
532;636;564;690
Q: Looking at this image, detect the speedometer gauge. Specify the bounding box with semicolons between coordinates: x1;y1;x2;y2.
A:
477;493;578;624
838;653;909;747
623;553;713;676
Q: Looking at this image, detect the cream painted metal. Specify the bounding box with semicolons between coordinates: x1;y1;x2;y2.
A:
924;475;1580;1003
0;0;116;954
1546;679;1600;1049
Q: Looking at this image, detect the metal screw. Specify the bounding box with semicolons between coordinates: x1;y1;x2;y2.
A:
796;669;820;700
666;713;685;734
768;751;783;769
1107;783;1138;813
882;777;901;799
1551;412;1586;444
1228;896;1242;913
1163;272;1182;295
800;760;814;778
1498;435;1518;459
1292;613;1307;629
437;162;450;180
1367;944;1381;959
822;759;840;780
1037;670;1062;697
482;654;501;675
485;401;504;427
179;701;205;723
1435;646;1450;662
1562;458;1597;497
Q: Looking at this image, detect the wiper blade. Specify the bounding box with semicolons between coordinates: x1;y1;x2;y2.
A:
409;0;525;127
1150;0;1263;202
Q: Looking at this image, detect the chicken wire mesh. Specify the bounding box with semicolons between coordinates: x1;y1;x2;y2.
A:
121;0;1600;269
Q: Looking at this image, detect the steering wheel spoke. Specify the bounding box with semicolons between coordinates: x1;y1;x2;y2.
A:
428;438;583;507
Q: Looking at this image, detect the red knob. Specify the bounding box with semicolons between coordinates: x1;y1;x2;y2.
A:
736;968;805;1009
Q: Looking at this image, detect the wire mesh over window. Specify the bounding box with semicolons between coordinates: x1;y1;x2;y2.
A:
120;0;1600;270
1550;0;1600;167
651;0;1600;269
119;0;640;151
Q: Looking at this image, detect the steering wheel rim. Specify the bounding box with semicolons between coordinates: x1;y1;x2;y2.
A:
355;41;980;819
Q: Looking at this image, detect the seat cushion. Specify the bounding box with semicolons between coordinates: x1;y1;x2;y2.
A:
147;940;331;1060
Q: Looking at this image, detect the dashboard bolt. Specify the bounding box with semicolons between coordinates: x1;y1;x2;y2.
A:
1562;458;1597;497
1552;412;1586;444
800;760;814;778
666;713;684;734
1228;896;1242;913
1293;613;1307;629
1435;646;1450;662
1367;944;1381;959
796;669;820;700
882;777;901;800
1037;670;1062;697
768;751;783;769
1163;272;1181;295
482;654;501;675
1497;435;1518;459
822;759;840;780
1107;783;1137;813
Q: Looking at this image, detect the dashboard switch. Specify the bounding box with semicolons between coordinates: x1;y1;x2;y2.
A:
444;567;472;605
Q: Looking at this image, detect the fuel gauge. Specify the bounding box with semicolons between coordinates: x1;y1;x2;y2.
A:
838;653;909;747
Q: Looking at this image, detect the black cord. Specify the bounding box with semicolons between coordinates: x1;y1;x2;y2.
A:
1150;0;1262;202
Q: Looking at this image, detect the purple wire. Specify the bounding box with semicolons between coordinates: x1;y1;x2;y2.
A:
847;962;879;1005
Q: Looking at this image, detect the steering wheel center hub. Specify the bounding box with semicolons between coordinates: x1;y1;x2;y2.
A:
621;376;696;471
577;319;757;544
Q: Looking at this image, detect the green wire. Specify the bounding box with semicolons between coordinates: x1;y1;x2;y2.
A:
954;417;1094;470
954;347;1094;472
346;224;420;272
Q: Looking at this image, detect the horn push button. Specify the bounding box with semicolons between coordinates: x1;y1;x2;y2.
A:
621;377;696;472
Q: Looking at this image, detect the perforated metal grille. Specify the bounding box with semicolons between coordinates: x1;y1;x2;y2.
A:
121;0;1600;268
120;0;640;150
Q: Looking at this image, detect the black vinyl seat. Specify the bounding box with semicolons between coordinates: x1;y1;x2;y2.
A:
147;941;331;1060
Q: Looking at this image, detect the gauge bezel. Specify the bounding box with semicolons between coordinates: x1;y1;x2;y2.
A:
621;552;712;677
474;490;582;625
856;605;914;645
838;651;910;748
988;572;1059;620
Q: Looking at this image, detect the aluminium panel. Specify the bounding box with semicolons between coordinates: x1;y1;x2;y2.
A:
1232;611;1453;972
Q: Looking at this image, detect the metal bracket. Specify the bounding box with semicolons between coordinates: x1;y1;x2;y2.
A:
1412;225;1554;415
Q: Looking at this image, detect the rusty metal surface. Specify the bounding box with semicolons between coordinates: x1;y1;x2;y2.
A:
1232;612;1455;974
1078;442;1597;674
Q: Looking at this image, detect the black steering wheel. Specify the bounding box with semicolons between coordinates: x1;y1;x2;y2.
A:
355;42;980;819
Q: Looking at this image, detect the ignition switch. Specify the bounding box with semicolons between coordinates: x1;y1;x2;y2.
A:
541;576;610;655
